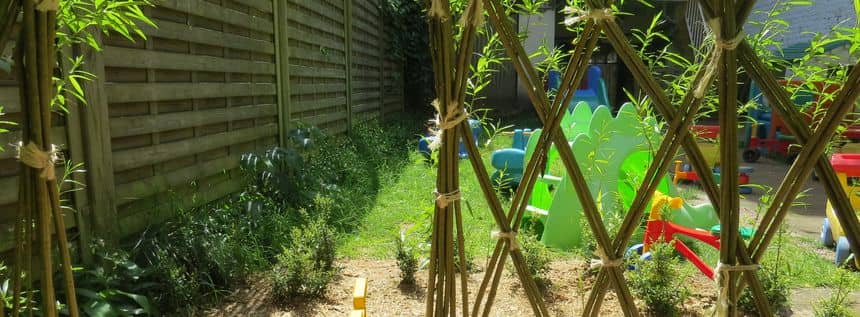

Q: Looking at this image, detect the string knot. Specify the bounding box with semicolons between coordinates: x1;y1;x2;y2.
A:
694;18;746;98
591;248;623;268
428;99;468;150
714;262;760;312
16;142;60;180
491;229;520;251
434;189;462;209
562;7;614;26
35;0;59;11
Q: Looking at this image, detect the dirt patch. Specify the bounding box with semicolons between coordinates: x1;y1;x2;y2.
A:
205;259;721;316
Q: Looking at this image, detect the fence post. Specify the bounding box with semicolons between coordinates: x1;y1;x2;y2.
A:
378;10;385;120
75;31;119;249
274;0;291;145
344;0;354;133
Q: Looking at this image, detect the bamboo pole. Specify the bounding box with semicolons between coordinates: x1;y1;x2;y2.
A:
582;0;773;314
12;1;79;316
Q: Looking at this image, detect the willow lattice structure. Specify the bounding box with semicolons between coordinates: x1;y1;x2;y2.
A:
424;0;860;316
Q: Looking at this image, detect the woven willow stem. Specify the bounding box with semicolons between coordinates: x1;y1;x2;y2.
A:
737;40;860;265
11;32;28;317
715;1;743;314
582;0;772;314
482;1;639;316
472;18;601;317
749;64;860;259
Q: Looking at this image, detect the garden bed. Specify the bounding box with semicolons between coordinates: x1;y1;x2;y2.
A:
206;259;720;316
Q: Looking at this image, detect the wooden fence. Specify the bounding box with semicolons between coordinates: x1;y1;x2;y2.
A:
0;0;404;255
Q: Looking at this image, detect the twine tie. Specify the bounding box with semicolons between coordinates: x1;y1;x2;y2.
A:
491;230;520;251
695;18;745;98
428;99;468;150
562;7;615;26
35;0;59;11
714;262;760;314
434;189;462;209
16;142;59;180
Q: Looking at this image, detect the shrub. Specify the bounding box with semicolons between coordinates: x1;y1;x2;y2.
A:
738;267;790;315
517;232;552;289
395;231;419;285
137;202;268;312
627;240;691;316
62;246;160;316
272;212;339;301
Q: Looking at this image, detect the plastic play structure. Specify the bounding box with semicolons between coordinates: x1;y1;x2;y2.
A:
627;191;754;279
546;65;610;112
495;102;721;250
672;125;755;194
490;129;531;188
820;153;860;267
744;80;860;163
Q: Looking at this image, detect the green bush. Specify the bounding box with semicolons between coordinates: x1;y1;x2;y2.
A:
517;232;552;289
395;232;419;285
272;212;338;301
627;240;691;316
738;267;790;315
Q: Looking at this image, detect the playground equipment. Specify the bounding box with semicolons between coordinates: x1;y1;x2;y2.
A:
490;129;532;189
744;80;860;163
517;103;719;249
672;125;755;194
627;191;754;279
546;65;610;111
820;153;860;267
418;119;481;159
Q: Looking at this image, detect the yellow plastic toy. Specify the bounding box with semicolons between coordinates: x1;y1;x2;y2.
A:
821;153;860;267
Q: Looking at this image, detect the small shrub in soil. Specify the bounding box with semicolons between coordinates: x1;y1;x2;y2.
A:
627;240;691;316
395;232;419;285
507;231;552;290
813;269;856;317
738;267;790;315
272;212;338;301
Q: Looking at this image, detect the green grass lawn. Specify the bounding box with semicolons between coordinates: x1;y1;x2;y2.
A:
339;133;860;290
340;135;516;261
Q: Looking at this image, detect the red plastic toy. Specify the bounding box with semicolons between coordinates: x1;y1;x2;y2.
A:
640;192;721;279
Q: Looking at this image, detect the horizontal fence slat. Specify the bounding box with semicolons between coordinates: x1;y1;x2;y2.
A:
232;0;274;13
143;20;275;55
110;103;277;138
289;65;346;79
116;155;241;203
0;86;20;113
290;83;346;95
118;179;242;239
160;0;275;34
112;123;277;172
294;111;347;126
287;25;345;51
104;47;275;75
291;1;343;26
291;97;346;113
289;46;346;64
105;83;276;103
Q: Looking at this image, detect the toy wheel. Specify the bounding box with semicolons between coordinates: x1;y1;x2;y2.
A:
742;149;760;163
821;218;835;247
835;236;852;266
624;244;644;271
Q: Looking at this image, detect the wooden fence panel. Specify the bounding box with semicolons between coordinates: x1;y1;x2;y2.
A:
286;0;350;134
350;0;383;124
0;0;404;255
104;1;279;238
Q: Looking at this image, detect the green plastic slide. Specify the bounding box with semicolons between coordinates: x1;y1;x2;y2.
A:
523;102;719;250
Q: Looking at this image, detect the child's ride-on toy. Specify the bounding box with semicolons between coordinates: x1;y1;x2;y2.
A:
627;191;755;279
820;153;860;267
